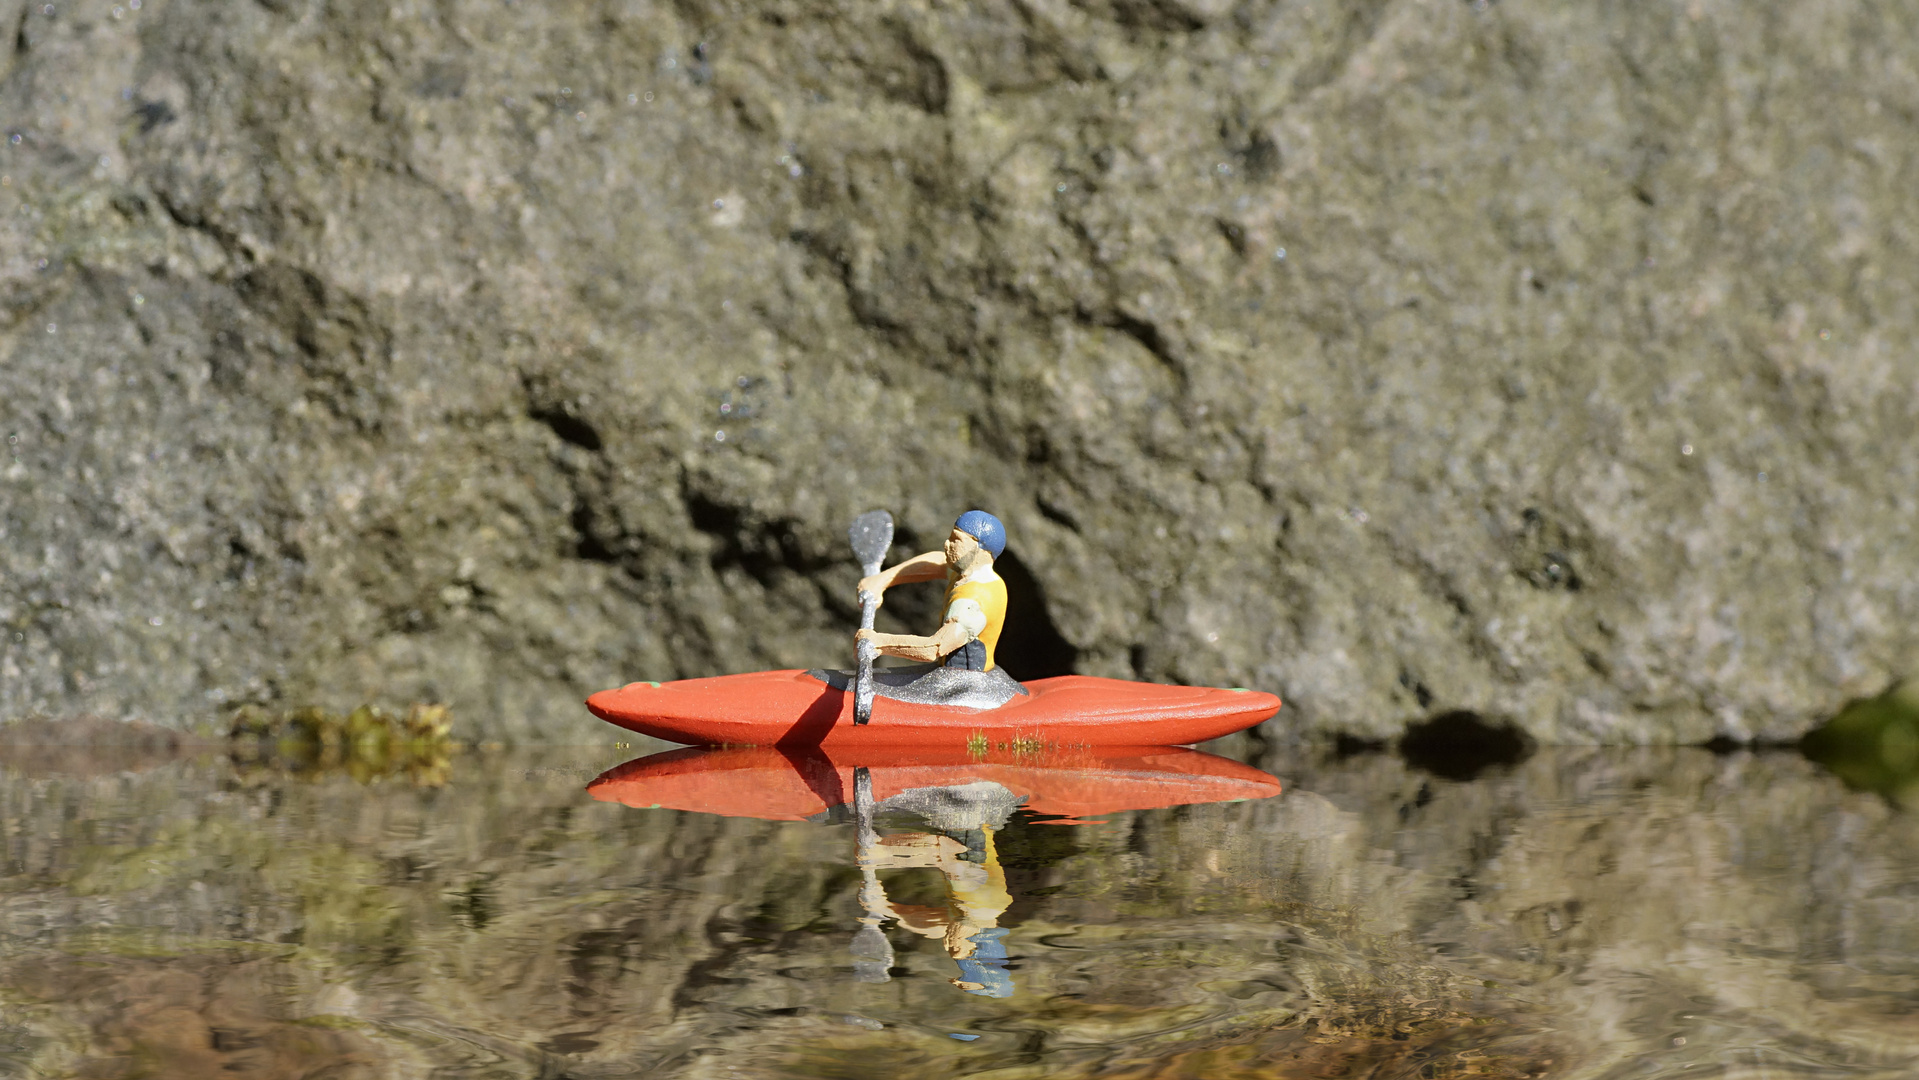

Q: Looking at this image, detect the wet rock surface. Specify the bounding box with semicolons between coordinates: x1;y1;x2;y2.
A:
1;0;1914;740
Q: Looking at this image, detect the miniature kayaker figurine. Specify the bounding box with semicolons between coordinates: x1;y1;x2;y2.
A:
855;510;1008;672
583;506;1283;745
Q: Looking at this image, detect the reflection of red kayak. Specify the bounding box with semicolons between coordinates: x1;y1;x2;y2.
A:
584;670;1281;749
585;745;1282;822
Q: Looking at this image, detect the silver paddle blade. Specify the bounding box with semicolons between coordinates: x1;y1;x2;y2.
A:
848;510;894;577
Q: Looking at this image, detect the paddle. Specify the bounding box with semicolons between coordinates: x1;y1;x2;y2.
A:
849;765;895;983
847;510;894;725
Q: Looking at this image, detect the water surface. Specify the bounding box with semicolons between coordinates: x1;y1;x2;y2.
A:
0;742;1912;1079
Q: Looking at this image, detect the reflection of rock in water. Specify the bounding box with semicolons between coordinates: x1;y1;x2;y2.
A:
5;953;389;1079
0;716;207;777
227;703;454;786
0;749;1916;1077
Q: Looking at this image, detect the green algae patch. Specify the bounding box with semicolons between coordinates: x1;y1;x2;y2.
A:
1802;682;1919;804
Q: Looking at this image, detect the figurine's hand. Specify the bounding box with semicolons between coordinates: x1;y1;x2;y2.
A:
857;574;887;603
854;628;877;643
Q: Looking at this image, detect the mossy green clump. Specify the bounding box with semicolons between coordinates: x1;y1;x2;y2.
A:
1801;683;1919;804
227;703;455;786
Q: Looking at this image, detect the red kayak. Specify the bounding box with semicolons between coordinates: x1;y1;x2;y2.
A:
586;744;1282;822
584;669;1281;749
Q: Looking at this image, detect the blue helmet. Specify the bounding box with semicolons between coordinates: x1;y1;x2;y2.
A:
953;510;1006;559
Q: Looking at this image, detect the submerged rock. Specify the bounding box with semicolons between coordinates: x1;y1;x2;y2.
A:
1;1;1914;740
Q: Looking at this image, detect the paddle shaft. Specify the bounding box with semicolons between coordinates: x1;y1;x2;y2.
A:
847;511;893;724
854;582;880;723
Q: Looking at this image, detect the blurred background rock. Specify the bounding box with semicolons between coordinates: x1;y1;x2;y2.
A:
1;0;1913;742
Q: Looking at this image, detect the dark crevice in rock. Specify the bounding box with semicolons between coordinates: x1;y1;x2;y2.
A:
991;547;1078;681
1219;106;1281;183
1215;218;1248;256
10;6;28;65
1110;0;1206;34
530;405;604;452
885;21;950;114
1034;496;1079;533
1398;668;1435;710
1241;130;1281;182
225;536;256;583
683;492;825;588
1102;309;1184;378
570;503;619;564
136;99;177;133
155;189;245;261
1399;711;1534;782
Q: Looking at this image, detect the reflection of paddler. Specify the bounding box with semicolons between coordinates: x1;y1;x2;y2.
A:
862;829;1015;997
850;771;1020;998
856;510;1008;672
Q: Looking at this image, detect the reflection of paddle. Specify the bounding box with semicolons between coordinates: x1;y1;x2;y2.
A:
849;766;894;982
847;510;894;725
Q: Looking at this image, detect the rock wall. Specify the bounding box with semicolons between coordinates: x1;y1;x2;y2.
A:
2;0;1915;740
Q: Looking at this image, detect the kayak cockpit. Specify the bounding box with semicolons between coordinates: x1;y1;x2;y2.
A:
803;664;1028;710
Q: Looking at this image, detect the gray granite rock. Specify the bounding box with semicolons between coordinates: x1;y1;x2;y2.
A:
1;1;1914;741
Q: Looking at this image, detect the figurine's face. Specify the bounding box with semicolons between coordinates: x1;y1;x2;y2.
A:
945;527;984;570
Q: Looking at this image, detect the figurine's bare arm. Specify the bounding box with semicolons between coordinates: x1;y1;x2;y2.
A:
856;619;972;663
857;550;947;603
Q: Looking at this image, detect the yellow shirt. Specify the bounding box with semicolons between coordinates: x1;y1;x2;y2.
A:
943;565;1008;671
